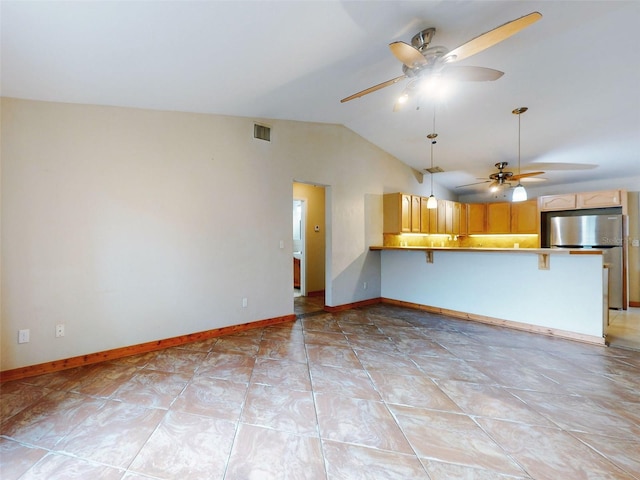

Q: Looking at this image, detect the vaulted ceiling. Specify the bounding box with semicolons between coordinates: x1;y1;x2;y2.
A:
2;1;639;194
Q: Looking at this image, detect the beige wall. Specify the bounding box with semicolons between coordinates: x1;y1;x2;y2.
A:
1;97;435;370
293;183;325;294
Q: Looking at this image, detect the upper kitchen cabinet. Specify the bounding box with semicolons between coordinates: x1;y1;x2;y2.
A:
467;204;486;234
539;190;626;213
420;197;438;234
539;194;577;211
459;203;469;236
486;202;511;234
511;199;539;234
577;190;624;209
411;195;421;233
383;193;412;233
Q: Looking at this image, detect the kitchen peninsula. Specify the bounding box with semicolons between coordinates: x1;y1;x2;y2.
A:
370;246;607;345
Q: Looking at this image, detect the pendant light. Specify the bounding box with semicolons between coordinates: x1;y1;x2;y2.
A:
512;107;528;202
426;106;438;209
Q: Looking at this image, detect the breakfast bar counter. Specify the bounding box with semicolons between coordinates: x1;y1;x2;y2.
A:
369;246;607;345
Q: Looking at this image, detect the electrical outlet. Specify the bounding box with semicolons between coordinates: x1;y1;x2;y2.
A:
56;324;65;337
363;282;367;290
18;329;30;344
242;297;248;308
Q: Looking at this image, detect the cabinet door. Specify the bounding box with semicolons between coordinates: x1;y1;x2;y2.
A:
400;194;412;232
459;203;468;236
420;197;430;233
539;194;576;211
511;199;539;234
411;195;421;232
487;202;511;233
444;201;454;233
577;190;622;208
436;200;447;234
468;203;486;234
450;201;461;235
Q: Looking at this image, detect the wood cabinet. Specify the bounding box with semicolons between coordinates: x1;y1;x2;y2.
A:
451;201;461;235
577;189;623;208
487;202;511;234
511;199;539;234
467;204;486;234
383;193;412;233
459;203;468;236
539;194;577;211
434;200;445;234
539;190;625;212
410;195;421;232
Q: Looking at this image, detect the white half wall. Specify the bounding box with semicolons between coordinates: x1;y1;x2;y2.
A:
380;249;605;338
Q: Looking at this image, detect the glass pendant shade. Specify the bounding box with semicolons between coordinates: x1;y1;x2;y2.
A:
512;183;527;202
426;194;437;209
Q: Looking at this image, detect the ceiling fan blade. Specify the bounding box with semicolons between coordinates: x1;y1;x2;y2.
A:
444;12;542;63
511;171;544;180
520;176;547;183
442;65;504;82
340;75;407;103
389;41;427;68
456;180;491;188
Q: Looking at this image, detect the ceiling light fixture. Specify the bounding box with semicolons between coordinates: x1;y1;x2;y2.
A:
426;105;438;209
512;106;528;202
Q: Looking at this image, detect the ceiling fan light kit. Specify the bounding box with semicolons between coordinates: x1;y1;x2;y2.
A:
340;12;546;198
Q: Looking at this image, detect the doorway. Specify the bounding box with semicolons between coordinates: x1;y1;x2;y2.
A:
293;199;305;297
293;182;326;301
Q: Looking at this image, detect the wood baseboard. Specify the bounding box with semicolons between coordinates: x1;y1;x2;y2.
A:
381;298;606;346
630;301;640;308
324;297;382;313
307;290;325;298
1;314;296;383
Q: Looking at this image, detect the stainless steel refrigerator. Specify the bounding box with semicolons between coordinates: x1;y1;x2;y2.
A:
549;214;624;309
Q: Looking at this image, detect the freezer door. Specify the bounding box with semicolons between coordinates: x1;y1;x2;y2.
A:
603;247;623;309
550;215;623;246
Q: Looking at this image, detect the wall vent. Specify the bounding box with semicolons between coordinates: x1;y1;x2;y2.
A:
425;166;444;174
254;124;271;142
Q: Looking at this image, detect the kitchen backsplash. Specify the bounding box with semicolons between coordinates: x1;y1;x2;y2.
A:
382;234;539;249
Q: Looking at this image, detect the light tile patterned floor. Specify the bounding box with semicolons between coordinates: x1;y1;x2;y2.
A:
607;306;640;351
2;302;640;479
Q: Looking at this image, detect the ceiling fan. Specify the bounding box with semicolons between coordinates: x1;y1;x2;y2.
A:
456;162;545;191
340;12;542;108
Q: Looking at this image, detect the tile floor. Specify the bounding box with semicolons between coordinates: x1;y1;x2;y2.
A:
2;300;640;479
607;306;640;351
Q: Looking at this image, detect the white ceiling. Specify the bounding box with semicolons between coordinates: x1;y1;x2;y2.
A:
2;1;639;194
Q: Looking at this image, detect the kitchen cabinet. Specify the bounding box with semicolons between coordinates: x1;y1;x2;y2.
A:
459;203;468;236
420;197;438;233
383;193;412;233
487;202;511;234
411;195;421;232
539;194;576;211
451;201;461;235
467;203;486;234
511;199;539;234
577;189;623;209
436;200;447;234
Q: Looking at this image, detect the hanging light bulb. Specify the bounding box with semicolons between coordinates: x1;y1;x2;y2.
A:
426;105;438;209
512;107;528;202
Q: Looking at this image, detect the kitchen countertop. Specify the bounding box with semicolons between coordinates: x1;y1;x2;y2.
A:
369;246;604;255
